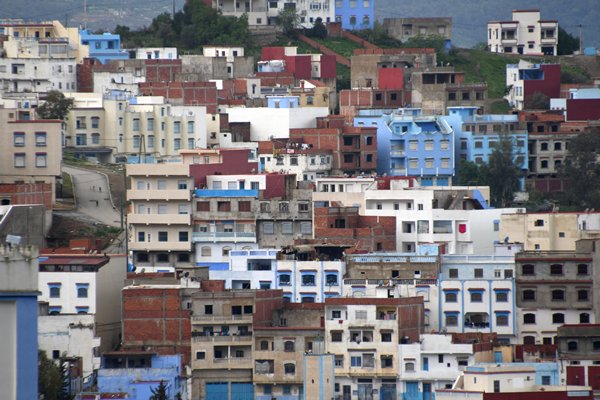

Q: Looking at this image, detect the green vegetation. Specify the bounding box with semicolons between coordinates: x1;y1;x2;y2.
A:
276;8;301;37
60;172;74;199
561;63;591;84
36;90;74;120
150;381;169;400
312;36;361;59
116;0;252;51
39;350;73;400
271;36;319;54
306;17;328;39
560;129;600;210
558;27;580;55
336;64;351;91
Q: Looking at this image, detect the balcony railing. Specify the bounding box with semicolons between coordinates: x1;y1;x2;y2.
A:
192;231;256;242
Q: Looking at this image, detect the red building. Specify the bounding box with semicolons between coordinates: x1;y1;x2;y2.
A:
290;115;378;174
261;47;336;80
187;149;259;189
339;88;408;120
138;81;218;114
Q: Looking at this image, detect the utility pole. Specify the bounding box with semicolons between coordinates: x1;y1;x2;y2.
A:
578;24;583;54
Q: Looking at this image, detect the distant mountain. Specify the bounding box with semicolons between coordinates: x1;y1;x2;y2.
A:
374;0;600;49
3;0;599;49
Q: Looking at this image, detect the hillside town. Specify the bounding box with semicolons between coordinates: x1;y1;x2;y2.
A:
1;1;600;399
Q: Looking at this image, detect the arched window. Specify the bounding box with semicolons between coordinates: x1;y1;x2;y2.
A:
201;246;211;257
552;313;565;324
523;313;536;324
284;341;295;352
521;264;534;275
284;363;295;375
222;246;232;256
523;336;536;345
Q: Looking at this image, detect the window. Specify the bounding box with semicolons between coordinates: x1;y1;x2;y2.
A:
222;246;231;256
173;121;181;133
578;264;588;275
522;289;535;301
405;362;415;371
552;313;565;324
578;290;589;301
534;219;544;227
449;269;458;278
278;273;291;286
179;231;189;242
35;132;47;146
200;246;211;257
187;121;195;133
36;153;47;168
474;269;483;278
260;340;269;350
522;264;534;275
445;292;457;302
568;341;578;351
76;284;89;298
580;313;590;323
496;313;509;326
284;341;295;352
284;363;295;374
281;221;293;234
302;273;316;286
263;222;274;235
495;291;508;302
204;305;213;315
551;289;565;301
351;356;362;367
523;313;536;324
13;132;25;147
49;285;61;298
217;201;231;212
137;231;146;242
132;118;140;131
238;201;251;212
356;310;367;320
550;264;563;275
326;273;338;286
298;202;309;212
445;314;458;326
331;331;342;342
470;292;483;302
14;153;25;168
158;231;168;242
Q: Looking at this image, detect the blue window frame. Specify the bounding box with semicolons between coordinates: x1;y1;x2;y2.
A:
351;356;362;367
48;283;61;298
278;272;291;286
325;272;339;286
301;271;316;286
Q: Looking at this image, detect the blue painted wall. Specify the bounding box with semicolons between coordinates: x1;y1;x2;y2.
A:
267;96;300;108
334;0;374;30
80;30;129;64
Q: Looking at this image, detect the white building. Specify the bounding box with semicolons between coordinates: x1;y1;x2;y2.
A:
134;47;178;60
208;248;279;289
275;260;345;302
224;106;329;141
487;9;558;55
259;149;333;181
398;334;475;396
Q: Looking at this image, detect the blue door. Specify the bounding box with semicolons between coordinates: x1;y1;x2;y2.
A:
405;382;419;400
231;382;254;400
380;383;397;400
423;383;432;400
494;351;503;363
206;382;229;399
423;357;429;371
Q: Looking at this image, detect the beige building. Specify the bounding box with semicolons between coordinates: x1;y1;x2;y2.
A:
500;212;600;251
382;17;452;42
0;108;62;203
487;10;558;56
65;92;208;162
126;163;194;270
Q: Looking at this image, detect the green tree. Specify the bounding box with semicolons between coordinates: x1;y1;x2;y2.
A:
524;91;550;110
457;160;485;186
150;380;169;400
561;129;600;210
36;91;74;120
39;350;63;400
557;26;580;55
277;7;300;37
481;135;521;207
307;17;327;39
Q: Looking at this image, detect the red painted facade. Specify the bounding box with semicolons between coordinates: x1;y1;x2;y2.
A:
378;67;404;90
524;64;561;104
188;149;258;189
320;55;337;79
566;99;600;121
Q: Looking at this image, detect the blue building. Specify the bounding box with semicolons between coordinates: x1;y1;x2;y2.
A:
443;106;528;189
467;362;559;385
438;253;516;342
355;108;455;186
267;95;300;108
334;0;374;30
97;353;185;399
0;245;39;400
80;30;129;64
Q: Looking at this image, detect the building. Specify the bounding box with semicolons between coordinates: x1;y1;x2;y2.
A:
443;106;528;188
557;324;600;389
80;30;129;64
181;48;255;81
487;9;558;56
258;140;333;181
397;334;475;399
334;0;374;30
499;212;600;251
439;254;517;341
275;260;345;303
0;108;63;204
0;244;39;400
505;61;561;111
127;163;194;271
190;283;282;399
339;88;407;120
324;297;424;399
134;47;178;60
437;364;592;400
382;17;452;44
97;353;186;399
514;244;596;345
260;47;337;81
355;108;455;184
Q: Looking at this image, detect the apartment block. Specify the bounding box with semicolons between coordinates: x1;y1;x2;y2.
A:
80;29;129;64
258;140;333;181
439;254;517;341
127;163;193;270
488;9;558;56
382;17;452;43
334;0;374;30
515;246;596;345
0;109;62;205
557;324;600;389
325;297;424;399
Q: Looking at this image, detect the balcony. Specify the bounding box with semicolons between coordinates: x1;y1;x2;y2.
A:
194;189;258;198
128;241;191;251
127;213;191;225
192;315;253;324
127;189;191;201
192;231;256;243
192;334;253;344
390;149;405;157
